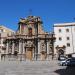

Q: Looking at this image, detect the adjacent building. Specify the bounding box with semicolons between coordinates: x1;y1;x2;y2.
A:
0;25;15;54
54;22;75;58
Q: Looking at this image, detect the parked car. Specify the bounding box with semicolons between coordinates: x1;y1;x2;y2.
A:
58;57;67;66
58;55;67;60
66;58;75;66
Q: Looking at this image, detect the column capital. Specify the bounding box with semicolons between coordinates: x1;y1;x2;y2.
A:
12;40;15;43
6;40;9;43
46;39;49;42
19;39;22;42
22;40;25;43
38;38;40;42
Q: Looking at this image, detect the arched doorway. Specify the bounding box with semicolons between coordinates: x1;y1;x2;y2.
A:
56;45;66;59
58;49;64;60
58;49;64;55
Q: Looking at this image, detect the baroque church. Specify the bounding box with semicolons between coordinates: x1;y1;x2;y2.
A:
5;15;55;61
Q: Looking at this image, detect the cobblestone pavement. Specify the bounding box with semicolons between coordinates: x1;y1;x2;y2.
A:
0;60;66;75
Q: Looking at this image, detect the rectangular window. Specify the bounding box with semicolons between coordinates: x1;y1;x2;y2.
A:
67;43;70;47
28;28;32;37
0;29;3;32
59;29;61;32
67;37;70;40
59;37;62;41
21;24;24;34
66;29;69;32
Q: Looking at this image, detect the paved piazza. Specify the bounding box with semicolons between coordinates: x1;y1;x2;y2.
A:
0;60;74;75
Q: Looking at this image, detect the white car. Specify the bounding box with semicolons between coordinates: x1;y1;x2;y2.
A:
58;57;66;66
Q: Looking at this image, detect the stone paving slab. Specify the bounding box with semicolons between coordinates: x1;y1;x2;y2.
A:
0;60;66;75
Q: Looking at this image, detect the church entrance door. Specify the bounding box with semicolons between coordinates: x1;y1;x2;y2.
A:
26;48;32;60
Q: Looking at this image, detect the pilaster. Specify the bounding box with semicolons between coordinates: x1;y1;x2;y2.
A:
38;39;40;54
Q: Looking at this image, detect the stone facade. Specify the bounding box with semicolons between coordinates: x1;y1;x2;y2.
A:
5;16;55;61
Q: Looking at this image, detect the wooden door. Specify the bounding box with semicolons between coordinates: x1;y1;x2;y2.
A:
41;52;46;60
26;48;32;60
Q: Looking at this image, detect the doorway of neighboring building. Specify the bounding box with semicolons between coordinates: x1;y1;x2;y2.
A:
58;49;64;55
58;49;64;60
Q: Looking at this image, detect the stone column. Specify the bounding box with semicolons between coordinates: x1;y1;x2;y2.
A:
0;55;1;61
18;40;22;54
37;39;40;60
6;41;9;54
38;39;40;54
12;41;15;54
47;40;49;54
0;47;1;61
22;41;25;54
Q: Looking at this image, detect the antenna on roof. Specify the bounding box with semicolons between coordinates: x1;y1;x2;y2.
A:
28;9;32;16
73;17;75;21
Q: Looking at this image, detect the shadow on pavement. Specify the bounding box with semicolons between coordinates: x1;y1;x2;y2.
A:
55;66;75;75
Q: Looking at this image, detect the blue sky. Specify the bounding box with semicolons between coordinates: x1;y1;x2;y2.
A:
0;0;75;32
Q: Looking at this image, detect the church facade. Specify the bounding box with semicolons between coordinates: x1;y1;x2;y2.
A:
5;16;55;61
